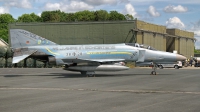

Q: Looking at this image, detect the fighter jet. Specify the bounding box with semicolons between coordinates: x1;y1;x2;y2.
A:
10;29;186;76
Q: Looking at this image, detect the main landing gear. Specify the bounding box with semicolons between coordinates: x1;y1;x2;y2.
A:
81;71;95;77
151;63;157;75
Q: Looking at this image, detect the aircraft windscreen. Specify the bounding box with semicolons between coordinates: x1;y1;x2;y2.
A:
139;44;157;51
125;43;135;47
125;43;157;51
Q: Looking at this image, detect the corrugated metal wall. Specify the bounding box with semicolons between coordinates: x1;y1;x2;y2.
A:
9;21;137;45
136;20;166;51
175;38;179;52
187;39;194;57
142;33;164;51
166;36;174;52
155;34;165;51
179;38;187;56
136;32;143;44
163;36;166;51
167;28;195;58
136;20;166;34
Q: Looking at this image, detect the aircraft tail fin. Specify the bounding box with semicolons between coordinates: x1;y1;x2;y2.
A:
10;29;58;48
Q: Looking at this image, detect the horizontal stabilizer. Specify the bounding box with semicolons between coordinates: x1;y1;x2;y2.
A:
12;48;37;64
13;55;31;64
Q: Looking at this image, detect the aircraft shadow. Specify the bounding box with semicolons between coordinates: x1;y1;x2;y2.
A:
2;73;173;78
53;73;132;78
2;74;68;78
52;73;173;78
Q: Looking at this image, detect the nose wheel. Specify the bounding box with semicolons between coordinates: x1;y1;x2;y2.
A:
151;71;156;75
151;63;157;75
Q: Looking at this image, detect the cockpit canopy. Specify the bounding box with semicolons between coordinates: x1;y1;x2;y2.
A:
125;43;157;51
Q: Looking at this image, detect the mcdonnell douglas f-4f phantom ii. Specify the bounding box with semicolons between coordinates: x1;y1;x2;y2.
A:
10;29;186;76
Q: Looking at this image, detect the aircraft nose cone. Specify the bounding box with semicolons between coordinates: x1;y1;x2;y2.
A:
176;54;186;61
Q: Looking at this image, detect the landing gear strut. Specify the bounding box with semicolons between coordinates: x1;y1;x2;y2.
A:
151;63;157;75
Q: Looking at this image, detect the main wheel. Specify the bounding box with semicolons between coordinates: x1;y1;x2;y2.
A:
88;74;95;77
174;65;179;69
158;65;163;69
81;71;95;77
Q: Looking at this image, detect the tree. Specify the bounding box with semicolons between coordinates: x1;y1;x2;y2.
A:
59;11;67;22
17;13;42;22
0;13;15;23
0;13;15;29
65;13;75;22
125;14;134;20
41;11;51;22
94;10;109;21
194;47;200;53
109;11;126;20
0;13;15;42
0;29;8;42
17;14;35;22
74;10;95;21
30;13;42;22
41;10;67;22
50;13;60;22
40;10;128;22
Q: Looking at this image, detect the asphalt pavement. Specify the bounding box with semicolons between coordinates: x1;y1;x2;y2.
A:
0;67;200;112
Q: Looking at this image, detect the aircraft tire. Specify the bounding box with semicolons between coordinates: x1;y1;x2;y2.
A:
81;71;95;77
158;65;163;69
151;71;156;75
88;74;95;77
174;65;179;69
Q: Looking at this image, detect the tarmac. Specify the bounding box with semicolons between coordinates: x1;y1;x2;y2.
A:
0;67;200;112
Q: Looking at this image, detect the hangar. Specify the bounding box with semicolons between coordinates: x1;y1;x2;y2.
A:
134;20;194;58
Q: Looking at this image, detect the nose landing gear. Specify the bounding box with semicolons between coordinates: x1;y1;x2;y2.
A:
150;63;157;75
151;71;157;75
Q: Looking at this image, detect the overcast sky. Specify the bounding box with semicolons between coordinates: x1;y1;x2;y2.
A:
0;0;200;48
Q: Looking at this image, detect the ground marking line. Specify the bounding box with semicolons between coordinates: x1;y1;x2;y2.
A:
1;87;200;95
